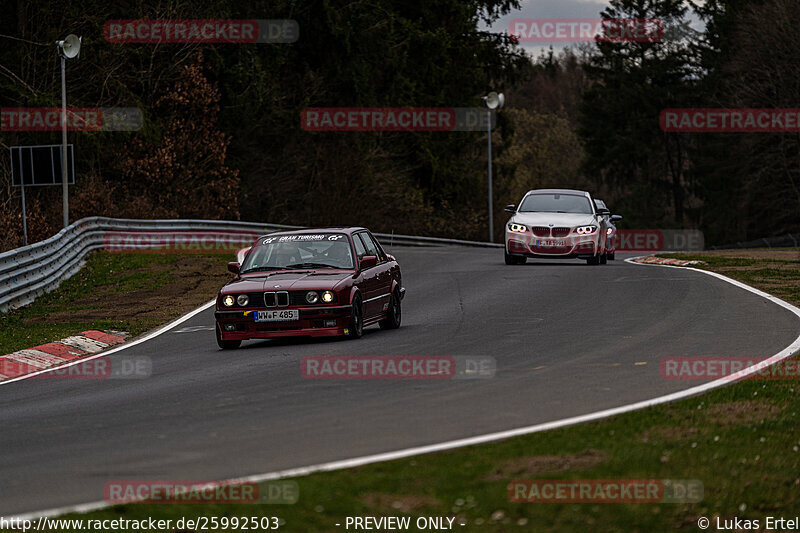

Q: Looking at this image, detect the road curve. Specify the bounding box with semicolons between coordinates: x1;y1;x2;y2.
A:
1;246;798;515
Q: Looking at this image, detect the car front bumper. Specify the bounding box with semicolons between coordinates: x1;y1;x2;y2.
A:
506;232;600;258
215;304;353;340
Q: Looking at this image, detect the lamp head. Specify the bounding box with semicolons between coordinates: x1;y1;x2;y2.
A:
483;91;505;110
57;34;82;59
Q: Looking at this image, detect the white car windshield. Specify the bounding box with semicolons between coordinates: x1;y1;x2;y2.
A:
519;194;594;214
241;234;354;272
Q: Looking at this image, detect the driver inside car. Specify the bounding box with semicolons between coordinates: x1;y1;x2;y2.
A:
324;242;352;268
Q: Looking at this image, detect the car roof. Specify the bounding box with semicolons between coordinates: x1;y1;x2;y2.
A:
526;189;591;197
257;227;367;239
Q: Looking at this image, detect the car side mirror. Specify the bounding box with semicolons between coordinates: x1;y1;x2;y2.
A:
597;208;610;216
227;262;241;274
359;255;378;270
504;204;516;213
611;215;623;222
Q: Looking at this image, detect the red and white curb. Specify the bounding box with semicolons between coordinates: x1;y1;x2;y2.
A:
633;255;706;266
0;330;128;381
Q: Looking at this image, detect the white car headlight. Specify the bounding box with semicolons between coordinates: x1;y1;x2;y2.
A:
223;295;235;307
306;291;319;304
508;223;527;233
322;291;335;303
576;225;598;234
607;228;613;235
237;294;249;306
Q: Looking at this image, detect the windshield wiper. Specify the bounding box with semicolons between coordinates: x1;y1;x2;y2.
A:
284;262;339;269
240;266;286;273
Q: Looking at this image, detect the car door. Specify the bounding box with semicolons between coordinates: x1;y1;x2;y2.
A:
353;233;379;317
592;200;609;252
356;232;392;319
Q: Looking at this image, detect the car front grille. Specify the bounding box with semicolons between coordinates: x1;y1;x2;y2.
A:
531;226;550;237
264;291;290;307
261;291;335;307
552;227;570;237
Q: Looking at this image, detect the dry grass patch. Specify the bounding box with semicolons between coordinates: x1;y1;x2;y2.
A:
24;256;230;324
360;493;442;513
484;450;607;481
703;400;780;426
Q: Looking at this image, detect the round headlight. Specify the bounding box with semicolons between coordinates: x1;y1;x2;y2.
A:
607;228;613;235
322;291;334;303
223;295;235;307
306;291;319;304
237;294;249;307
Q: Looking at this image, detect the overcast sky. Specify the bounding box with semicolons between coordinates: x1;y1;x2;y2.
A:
482;0;611;57
483;0;703;58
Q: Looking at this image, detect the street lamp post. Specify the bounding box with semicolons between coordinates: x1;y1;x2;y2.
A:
55;34;81;228
482;92;504;243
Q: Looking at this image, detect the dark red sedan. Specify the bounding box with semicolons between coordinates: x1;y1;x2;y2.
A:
215;228;404;349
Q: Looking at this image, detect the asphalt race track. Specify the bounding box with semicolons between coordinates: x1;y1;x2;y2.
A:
1;246;798;515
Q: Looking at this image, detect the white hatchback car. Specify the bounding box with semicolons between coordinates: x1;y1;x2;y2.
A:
504;189;612;265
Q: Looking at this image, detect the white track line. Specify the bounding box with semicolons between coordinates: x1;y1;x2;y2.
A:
7;258;800;520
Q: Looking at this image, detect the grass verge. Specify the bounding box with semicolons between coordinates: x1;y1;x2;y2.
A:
0;251;232;354
665;249;800;308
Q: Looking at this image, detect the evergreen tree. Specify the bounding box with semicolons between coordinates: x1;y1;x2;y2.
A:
579;0;699;228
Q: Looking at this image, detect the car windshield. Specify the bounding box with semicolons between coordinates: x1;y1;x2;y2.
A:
519;193;594;214
240;233;354;272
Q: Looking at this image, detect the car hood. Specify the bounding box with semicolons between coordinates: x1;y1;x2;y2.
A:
512;212;598;228
222;270;352;293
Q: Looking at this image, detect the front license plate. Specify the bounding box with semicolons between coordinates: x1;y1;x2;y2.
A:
254;310;299;322
536;239;567;247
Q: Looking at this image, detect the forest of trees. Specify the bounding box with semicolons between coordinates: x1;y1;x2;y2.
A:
0;0;798;250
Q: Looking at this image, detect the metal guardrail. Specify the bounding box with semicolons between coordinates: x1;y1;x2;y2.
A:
0;217;500;313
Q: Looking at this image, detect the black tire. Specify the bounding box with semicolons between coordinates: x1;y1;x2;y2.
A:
216;324;241;350
379;290;402;330
347;295;364;339
600;253;608;265
608;252;616;260
586;255;601;265
505;250;526;265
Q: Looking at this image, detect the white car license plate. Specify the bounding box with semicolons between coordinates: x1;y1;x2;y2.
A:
536;239;567;247
254;310;299;322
